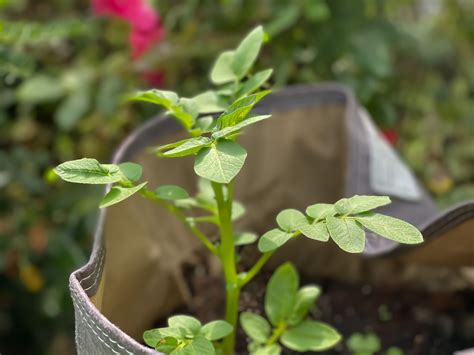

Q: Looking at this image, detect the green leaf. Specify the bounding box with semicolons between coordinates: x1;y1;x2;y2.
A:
212;115;272;140
168;315;202;335
385;346;404;355
355;213;423;244
54;158;122;184
143;329;163;348
193;91;226;113
326;216;365;253
119;162;142;181
251;344;281;355
237;69;273;97
232;201;246;221
194;140;247;184
232;26;264;79
195;116;217;133
240;312;271;343
55;90;90;131
280;320;341;351
265;262;298;326
130;89;178;108
334;195;391;215
210;50;236;85
305;203;336;221
161;137;213;158
17;74;65;103
346;332;381;353
258;228;293;252
217;90;271;129
288;286;321;326
200;320;233;341
171;336;215;355
234;232;258;246
155;185;189;200
276;209;307;232
299;222;330;242
100;182;147;208
156;336;180;353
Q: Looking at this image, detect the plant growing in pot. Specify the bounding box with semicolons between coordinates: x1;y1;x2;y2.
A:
54;26;423;354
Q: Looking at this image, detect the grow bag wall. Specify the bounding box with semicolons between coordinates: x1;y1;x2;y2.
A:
70;84;473;355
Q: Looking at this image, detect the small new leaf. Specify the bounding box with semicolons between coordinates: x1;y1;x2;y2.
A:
100;182;148;208
356;213;423;244
234;232;258;246
240;312;271;343
288;285;321;326
326;216;365;253
168;315;202;336
155;185;189;200
276;209;307;232
54;158;122;184
237;69;273;98
258;229;293;252
265;262;298;326
200;320;233;341
171;336;215;355
280;320;341;352
194;140;247;184
119;162;142;181
334;195;391;215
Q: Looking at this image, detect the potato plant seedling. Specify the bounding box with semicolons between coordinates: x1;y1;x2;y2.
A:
54;27;423;355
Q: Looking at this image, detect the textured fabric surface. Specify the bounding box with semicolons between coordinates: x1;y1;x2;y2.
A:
70;84;473;354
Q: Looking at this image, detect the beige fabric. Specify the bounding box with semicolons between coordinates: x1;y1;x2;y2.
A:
97;103;473;341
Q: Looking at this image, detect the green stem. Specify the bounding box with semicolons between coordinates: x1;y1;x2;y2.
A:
140;188;218;256
238;251;274;287
212;181;239;355
266;321;287;346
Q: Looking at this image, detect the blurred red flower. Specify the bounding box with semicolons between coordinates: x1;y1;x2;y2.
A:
381;128;399;145
92;0;164;58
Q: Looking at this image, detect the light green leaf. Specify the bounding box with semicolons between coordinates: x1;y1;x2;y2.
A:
17;74;65;103
161;137;212;158
200;320;233;341
171;336;215;355
334;195;391;215
194;140;247;184
237;69;273;98
385;346;404;355
232;201;246;221
355;213;423;244
168;315;202;335
119;162;142;181
234;232;258;246
130;89;178;108
210;50;236;84
193;91;226;113
156;336;179;353
232;26;264;79
276;209;307;232
217;90;271;129
240;312;271;343
195;116;217;133
346;332;381;354
251;344;282;355
288;286;321;326
212;115;272;140
326;216;365;253
143;327;185;347
55;90;90;131
305;203;336;221
54;158;122;184
100;182;147;208
265;262;298;326
155;185;189;200
280;320;341;351
258;228;293;252
299;222;330;242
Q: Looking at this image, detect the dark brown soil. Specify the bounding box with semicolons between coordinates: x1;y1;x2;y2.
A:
174;260;474;355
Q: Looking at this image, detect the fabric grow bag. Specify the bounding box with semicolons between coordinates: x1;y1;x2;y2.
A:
70;84;474;354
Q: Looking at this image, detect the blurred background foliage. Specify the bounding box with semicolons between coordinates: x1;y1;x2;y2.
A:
0;0;473;354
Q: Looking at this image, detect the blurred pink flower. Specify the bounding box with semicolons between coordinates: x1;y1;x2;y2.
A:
92;0;164;58
142;70;166;87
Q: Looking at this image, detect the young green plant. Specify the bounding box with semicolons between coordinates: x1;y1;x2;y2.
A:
54;26;423;355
